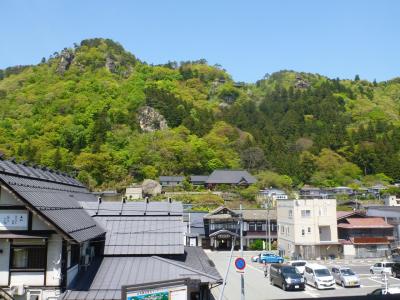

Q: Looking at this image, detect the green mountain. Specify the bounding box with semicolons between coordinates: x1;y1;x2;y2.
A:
0;38;399;190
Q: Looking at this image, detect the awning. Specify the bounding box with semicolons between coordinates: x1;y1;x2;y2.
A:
0;233;49;239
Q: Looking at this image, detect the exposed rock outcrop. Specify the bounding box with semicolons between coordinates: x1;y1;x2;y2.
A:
137;106;168;132
105;56;117;73
142;179;162;196
56;49;75;75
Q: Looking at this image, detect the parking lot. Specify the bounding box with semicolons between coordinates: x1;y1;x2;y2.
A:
206;251;400;300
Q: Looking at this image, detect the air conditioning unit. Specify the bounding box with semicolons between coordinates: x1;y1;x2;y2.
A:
10;284;25;296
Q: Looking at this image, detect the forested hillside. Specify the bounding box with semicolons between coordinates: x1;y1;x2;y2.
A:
0;38;399;190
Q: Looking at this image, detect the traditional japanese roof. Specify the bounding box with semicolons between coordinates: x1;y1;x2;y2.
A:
0;159;105;243
93;216;184;255
63;255;221;300
185;211;207;236
189;175;209;182
80;200;183;216
206;170;256;184
235;209;277;221
203;206;239;220
81;200;184;255
159;176;185;182
337;217;393;229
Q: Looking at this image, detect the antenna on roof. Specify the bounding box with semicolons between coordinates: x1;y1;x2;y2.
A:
9;157;16;163
97;197;102;204
145;197;149;204
122;196;126;204
168;197;172;203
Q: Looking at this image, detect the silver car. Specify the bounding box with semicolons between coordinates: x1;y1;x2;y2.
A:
331;266;360;287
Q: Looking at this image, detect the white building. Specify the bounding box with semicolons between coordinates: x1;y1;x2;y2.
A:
277;198;339;260
125;186;143;200
257;188;288;207
384;195;400;206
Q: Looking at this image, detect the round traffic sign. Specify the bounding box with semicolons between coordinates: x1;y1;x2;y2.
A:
234;257;246;271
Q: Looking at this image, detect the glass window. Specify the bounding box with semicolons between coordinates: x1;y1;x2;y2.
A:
249;222;256;232
308;227;311;234
301;210;311;218
301;229;305;236
289;210;293;218
11;246;46;270
256;222;263;231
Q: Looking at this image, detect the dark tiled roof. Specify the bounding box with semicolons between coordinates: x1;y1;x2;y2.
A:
159;176;185;182
0;160;84;187
179;247;221;280
80;201;183;216
0;160;105;243
206;170;256;184
189;175;209;182
93;216;184;255
63;256;221;300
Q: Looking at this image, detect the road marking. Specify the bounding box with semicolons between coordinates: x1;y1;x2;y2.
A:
247;263;264;273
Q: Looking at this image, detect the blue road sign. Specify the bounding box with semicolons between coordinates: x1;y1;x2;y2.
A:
235;257;246;272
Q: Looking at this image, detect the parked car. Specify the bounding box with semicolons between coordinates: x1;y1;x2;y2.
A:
287;260;307;274
304;264;335;290
331;266;360;287
370;262;394;274
259;252;284;264
391;263;400;278
269;264;305;291
251;254;260;262
368;287;400;295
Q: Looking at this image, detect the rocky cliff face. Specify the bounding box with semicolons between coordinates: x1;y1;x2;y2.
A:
137;106;168;132
56;49;75;75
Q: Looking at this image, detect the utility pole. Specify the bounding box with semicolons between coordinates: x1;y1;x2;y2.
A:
265;196;271;251
240;204;245;300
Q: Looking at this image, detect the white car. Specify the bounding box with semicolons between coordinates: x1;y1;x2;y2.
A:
287;260;307;274
370;262;394;274
304;264;335;290
251;254;261;262
331;266;360;287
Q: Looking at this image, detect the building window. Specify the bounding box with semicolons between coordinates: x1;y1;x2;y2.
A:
301;210;311;218
11;246;46;270
301;229;305;236
256;222;263;231
307;227;311;234
249;222;256;232
281;225;284;234
289;210;293;218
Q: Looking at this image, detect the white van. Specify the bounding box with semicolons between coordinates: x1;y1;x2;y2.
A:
304;264;335;290
287;260;307;274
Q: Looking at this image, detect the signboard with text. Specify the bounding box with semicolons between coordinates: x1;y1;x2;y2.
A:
0;212;28;230
122;278;196;300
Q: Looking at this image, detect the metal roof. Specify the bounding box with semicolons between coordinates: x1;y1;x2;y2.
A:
93;216;184;255
63;256;221;300
159;176;185;182
80;201;184;216
0;159;84;187
189;175;209;182
206;170;256;184
0;160;105;243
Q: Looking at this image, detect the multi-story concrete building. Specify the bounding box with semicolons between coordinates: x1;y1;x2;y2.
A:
277;198;339;260
384;195;400;206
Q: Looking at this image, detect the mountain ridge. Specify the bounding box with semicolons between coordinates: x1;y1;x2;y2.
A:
1;38;399;190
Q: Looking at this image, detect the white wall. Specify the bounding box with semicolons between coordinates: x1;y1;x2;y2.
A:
343;244;356;257
10;272;44;286
0;186;21;205
0;239;10;285
66;265;79;287
46;235;62;286
32;214;52;231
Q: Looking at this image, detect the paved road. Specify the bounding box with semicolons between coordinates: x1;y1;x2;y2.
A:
206;251;400;300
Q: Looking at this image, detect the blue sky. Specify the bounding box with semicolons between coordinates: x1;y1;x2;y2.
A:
1;0;399;82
